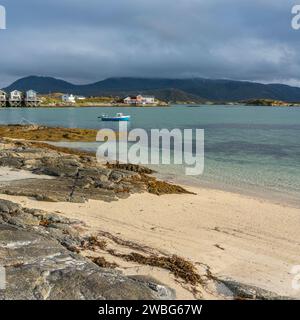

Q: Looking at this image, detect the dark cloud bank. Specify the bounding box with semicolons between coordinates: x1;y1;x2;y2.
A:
0;0;299;87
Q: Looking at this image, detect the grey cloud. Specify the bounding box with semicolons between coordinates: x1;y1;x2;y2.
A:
0;0;299;87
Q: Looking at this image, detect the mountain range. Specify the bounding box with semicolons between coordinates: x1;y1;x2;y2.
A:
3;76;300;102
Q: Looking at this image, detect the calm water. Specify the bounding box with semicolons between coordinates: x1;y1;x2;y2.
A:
1;105;300;206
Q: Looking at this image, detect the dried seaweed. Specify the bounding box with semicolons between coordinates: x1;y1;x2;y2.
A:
82;236;107;251
140;174;195;195
88;256;118;269
107;251;204;286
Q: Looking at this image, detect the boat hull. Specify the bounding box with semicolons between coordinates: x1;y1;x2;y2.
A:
101;116;130;121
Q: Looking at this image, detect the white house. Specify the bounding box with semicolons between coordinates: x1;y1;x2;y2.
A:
9;90;23;107
141;95;155;104
124;96;136;104
62;94;76;104
0;90;6;101
0;90;6;107
25;90;40;107
9;90;23;102
124;95;155;105
25;90;38;101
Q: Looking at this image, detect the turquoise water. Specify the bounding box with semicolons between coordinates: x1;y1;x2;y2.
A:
1;105;299;206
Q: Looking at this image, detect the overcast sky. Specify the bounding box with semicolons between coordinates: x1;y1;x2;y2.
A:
0;0;299;87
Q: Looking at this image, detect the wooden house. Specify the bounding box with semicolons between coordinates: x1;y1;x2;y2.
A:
25;90;40;107
9;90;23;107
0;90;7;107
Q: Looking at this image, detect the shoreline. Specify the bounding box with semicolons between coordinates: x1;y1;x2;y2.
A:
0;123;298;209
1;184;299;299
0;131;299;299
154;171;300;210
0;122;298;208
2;103;300;109
0;104;170;108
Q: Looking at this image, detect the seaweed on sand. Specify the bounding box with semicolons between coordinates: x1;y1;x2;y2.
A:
139;174;195;196
88;256;118;269
106;161;154;174
82;235;108;251
107;251;204;286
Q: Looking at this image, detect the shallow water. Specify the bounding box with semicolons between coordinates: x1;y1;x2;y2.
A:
1;105;299;206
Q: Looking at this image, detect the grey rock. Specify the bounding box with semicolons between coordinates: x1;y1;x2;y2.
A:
0;199;21;214
110;170;137;182
0;157;24;169
0;199;175;300
130;275;176;300
218;279;294;300
0;141;146;203
33;157;81;177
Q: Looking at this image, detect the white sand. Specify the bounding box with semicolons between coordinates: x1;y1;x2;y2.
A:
1;185;300;299
0;167;53;182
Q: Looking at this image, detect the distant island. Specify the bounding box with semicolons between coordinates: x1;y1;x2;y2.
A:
2;75;300;106
240;99;300;107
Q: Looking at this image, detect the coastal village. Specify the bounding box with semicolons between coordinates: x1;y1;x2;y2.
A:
0;89;40;107
0;90;165;107
0;88;298;108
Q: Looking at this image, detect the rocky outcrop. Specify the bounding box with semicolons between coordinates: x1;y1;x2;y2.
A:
0;140;137;202
0;139;190;202
0;199;175;300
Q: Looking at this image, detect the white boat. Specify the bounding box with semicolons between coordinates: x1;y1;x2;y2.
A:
100;113;131;121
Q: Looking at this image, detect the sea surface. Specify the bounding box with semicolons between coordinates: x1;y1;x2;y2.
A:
1;105;299;206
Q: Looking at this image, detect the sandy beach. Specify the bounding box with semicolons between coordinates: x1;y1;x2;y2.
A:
1;180;299;299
